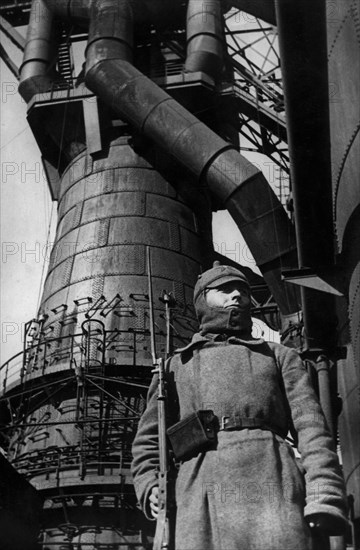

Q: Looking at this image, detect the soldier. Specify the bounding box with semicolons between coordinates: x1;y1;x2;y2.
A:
131;262;348;550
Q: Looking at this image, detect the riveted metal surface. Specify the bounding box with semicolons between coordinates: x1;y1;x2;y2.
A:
69;244;146;278
81;191;146;223
145;193;198;231
92;139;152;170
102;167;114;194
91;274;104;299
58;175;107;220
327;0;360;249
326;0;360;529
335;131;360;249
55;205;82;244
51;319;62;341
108;216;172;247
173;280;186;308
60;152;90;196
122;167;177;196
169;222;181;252
47;226;89;274
97;218;110;247
58;166;178;222
58;257;74;290
349;262;360;367
38;141;212;358
133;305;146;332
39;280;92;316
179;225;213;262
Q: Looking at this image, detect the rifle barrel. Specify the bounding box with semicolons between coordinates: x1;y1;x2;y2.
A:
146;246;157;365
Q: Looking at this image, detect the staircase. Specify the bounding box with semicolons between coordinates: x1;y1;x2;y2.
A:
56;28;74;88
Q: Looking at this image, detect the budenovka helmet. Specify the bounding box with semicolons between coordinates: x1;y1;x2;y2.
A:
194;261;253;338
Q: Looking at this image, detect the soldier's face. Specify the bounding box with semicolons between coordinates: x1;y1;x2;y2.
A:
204;281;251;309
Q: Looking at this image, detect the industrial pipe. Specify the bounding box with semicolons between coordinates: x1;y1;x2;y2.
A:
274;0;338;348
315;355;334;439
275;0;334;270
43;0;91;24
86;0;134;67
185;0;224;80
315;356;346;550
18;0;55;102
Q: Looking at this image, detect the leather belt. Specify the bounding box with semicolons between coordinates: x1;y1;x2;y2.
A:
219;415;286;439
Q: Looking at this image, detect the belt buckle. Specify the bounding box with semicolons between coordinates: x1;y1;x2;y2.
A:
220;416;230;430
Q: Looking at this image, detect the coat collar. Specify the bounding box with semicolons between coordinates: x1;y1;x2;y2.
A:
174;332;265;356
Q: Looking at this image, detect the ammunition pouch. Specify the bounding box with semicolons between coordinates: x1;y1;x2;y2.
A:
167;410;286;461
166;410;218;461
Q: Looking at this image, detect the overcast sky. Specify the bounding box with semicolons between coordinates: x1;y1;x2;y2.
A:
1;32;56;364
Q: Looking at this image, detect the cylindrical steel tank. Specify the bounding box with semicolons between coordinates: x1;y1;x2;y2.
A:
38;138;213;360
7;138;214;546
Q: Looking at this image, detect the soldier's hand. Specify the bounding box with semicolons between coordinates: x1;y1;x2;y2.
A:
149;486;159;518
307;513;346;536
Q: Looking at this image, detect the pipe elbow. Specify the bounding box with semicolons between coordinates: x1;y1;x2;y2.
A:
43;0;91;23
205;148;296;265
18;75;53;103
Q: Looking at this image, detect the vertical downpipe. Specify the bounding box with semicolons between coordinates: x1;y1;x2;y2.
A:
19;0;55;102
185;0;224;80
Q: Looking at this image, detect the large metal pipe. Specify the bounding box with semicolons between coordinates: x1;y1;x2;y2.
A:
275;0;334;270
315;357;348;550
86;0;134;66
18;0;55;102
274;0;338;348
185;0;224;80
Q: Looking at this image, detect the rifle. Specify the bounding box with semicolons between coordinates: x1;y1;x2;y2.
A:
146;247;173;550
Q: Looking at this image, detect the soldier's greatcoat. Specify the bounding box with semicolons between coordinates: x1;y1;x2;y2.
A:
131;334;348;550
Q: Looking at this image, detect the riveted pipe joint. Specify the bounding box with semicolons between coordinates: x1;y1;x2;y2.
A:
185;0;224;80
